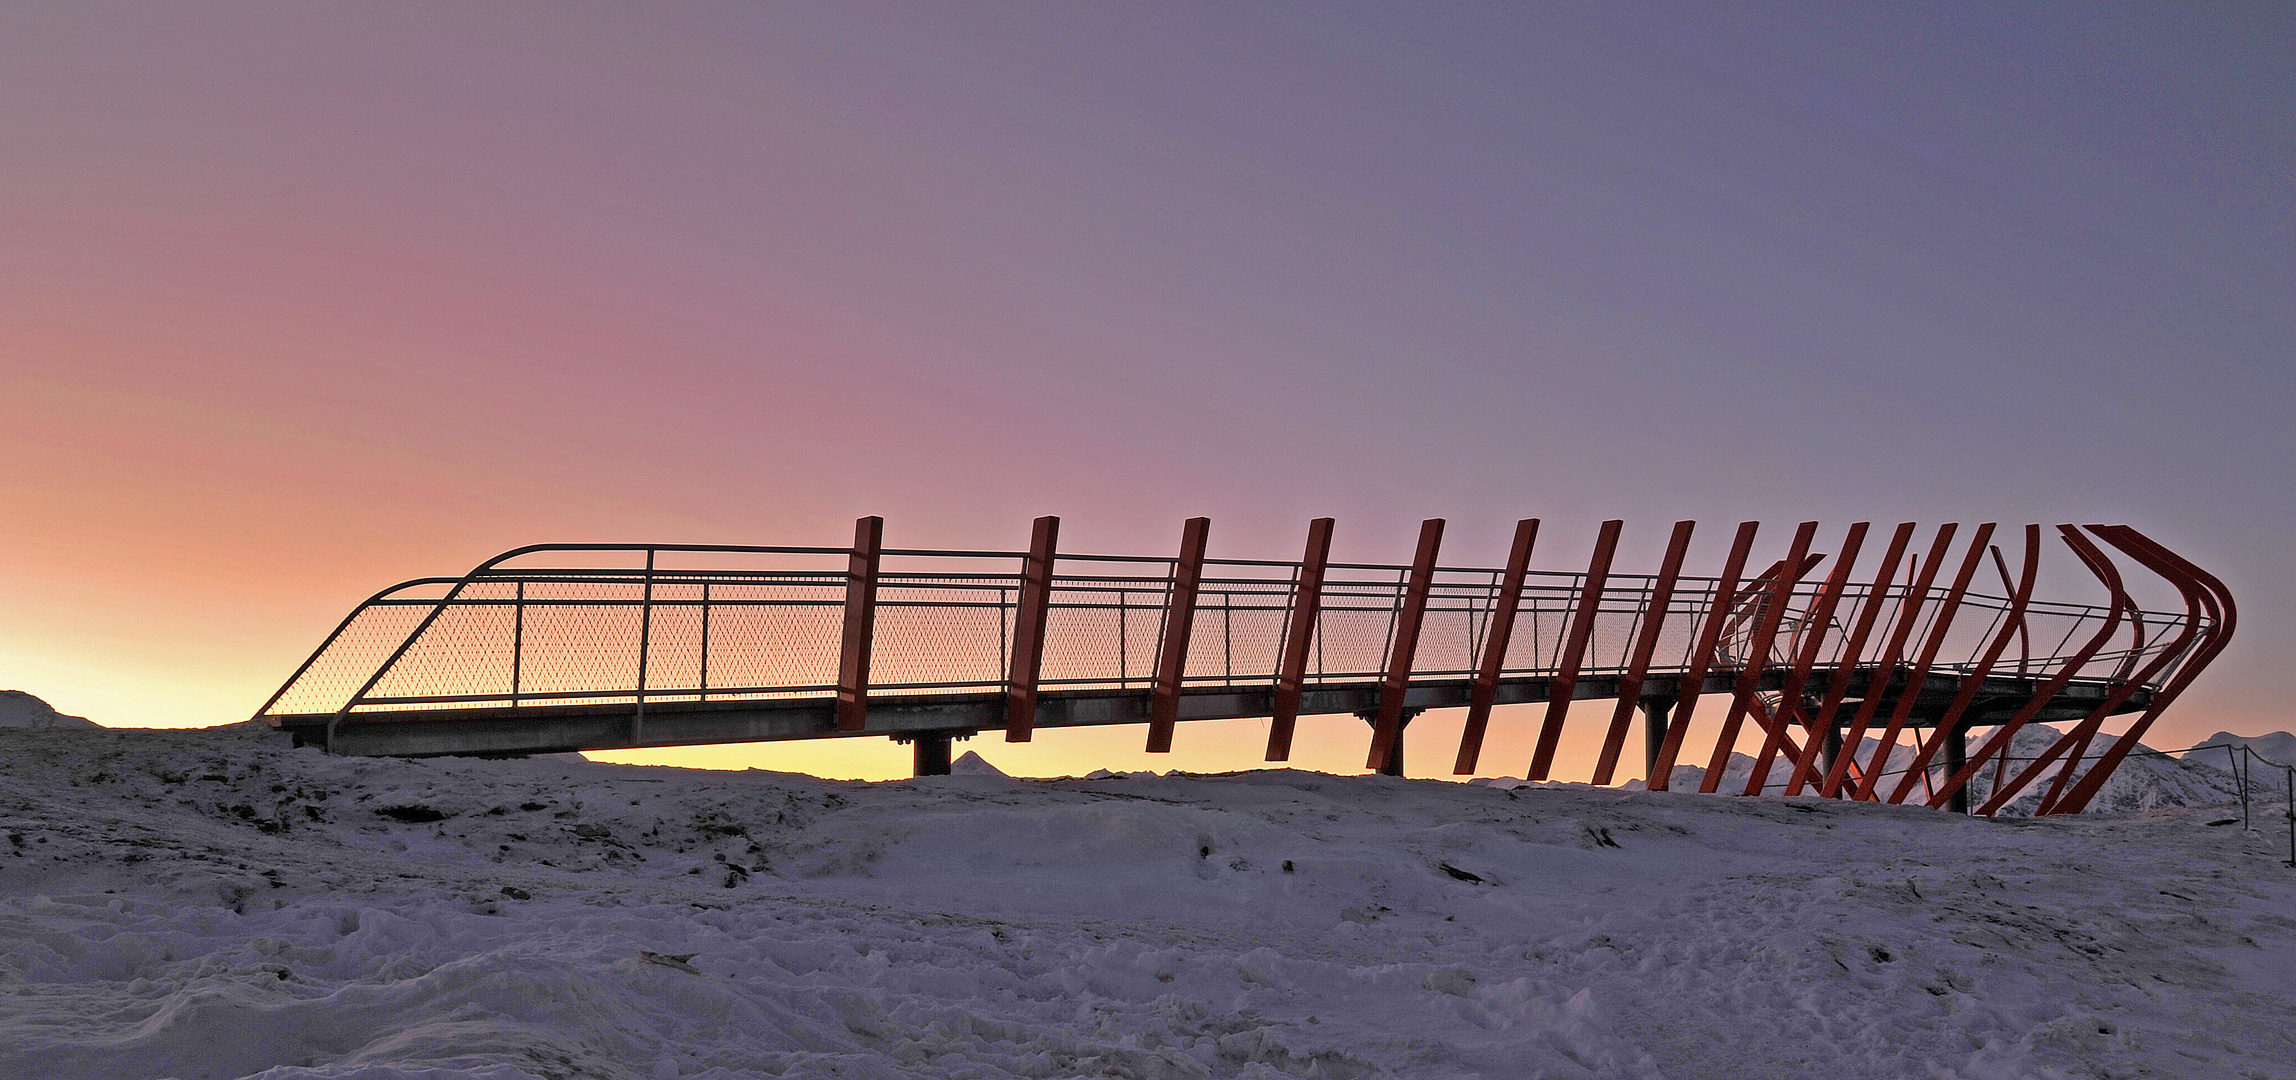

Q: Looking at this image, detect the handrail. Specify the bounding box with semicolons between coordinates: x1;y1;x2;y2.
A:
255;520;2226;809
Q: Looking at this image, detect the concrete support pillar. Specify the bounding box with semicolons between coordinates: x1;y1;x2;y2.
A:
1357;709;1422;776
1640;698;1676;785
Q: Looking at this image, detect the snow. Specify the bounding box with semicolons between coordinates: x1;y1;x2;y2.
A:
4;721;2295;1079
0;689;100;729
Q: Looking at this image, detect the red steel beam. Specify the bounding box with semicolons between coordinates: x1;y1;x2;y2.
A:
1947;526;2127;813
1646;522;1759;791
1741;522;1870;795
1820;525;1958;797
1367;519;1444;773
1850;524;1996;801
1454;518;1540;775
1002;516;1060;741
1590;520;1694;786
1784;522;1915;795
1882;524;2042;804
2047;526;2235;815
835;516;884;732
2028;534;2206;814
1978;543;2177;816
1147;517;1213;753
1527;519;1625;781
1266;517;1335;762
1699;521;1818;793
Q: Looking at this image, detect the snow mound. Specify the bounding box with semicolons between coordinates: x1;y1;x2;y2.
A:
3;725;2294;1079
0;690;98;729
947;750;1006;777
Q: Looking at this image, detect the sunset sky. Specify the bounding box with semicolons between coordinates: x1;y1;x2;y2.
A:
4;4;2289;781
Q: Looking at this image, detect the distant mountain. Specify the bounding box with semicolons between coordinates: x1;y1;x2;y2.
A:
1644;723;2247;815
0;691;100;729
2193;731;2296;768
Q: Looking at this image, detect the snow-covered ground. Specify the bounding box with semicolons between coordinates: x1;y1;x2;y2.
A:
5;722;2295;1080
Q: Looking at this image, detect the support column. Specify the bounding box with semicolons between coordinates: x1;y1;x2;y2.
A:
1823;720;1845;790
1945;723;1968;814
1641;698;1675;785
1359;708;1422;776
910;732;955;777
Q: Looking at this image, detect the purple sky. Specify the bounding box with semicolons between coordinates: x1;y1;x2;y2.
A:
4;4;2289;778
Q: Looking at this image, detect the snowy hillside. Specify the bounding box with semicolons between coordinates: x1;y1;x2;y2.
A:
4;724;2295;1080
1648;724;2251;816
2197;730;2296;768
0;689;99;729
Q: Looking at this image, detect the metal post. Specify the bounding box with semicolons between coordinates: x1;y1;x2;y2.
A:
1360;708;1420;776
1703;522;1818;793
1648;522;1761;791
837;516;883;732
2232;744;2247;831
1269;519;1334;761
914;733;954;777
1004;517;1059;741
1530;519;1622;780
511;580;524;708
1367;520;1443;773
1593;521;1691;785
2285;764;2294;867
1148;517;1211;753
1455;518;1539;775
633;549;654;746
1641;698;1674;785
1945;722;1968;814
1743;521;1869;795
698;582;710;702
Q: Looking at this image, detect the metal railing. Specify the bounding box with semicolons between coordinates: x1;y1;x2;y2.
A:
253;518;2232;814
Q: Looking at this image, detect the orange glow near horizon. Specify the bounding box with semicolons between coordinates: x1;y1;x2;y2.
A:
4;6;2284;773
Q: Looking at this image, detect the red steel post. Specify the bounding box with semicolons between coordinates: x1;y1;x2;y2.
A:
1851;524;1996;801
1741;522;1869;795
1976;536;2160;816
1700;522;1818;793
1527;519;1625;781
1147;517;1213;753
836;516;884;732
1784;523;1915;795
1646;522;1759;790
1266;518;1335;762
1947;526;2125;812
1591;521;1694;785
1820;525;1958;797
1454;518;1540;774
2048;526;2235;815
1884;524;2041;804
1003;516;1060;741
1367;519;1444;773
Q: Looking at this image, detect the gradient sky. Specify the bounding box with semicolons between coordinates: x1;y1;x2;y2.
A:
4;3;2290;781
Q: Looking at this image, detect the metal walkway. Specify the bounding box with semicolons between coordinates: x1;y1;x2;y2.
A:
257;517;2232;816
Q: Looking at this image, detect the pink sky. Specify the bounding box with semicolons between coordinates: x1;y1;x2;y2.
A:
4;4;2288;780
